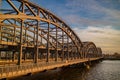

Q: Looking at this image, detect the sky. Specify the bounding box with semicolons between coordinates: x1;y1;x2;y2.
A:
29;0;120;54
1;0;120;54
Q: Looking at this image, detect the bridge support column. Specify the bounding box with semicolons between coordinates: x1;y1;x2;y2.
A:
71;51;74;60
80;50;83;59
55;26;58;62
40;52;43;60
12;51;15;62
71;52;73;60
35;45;38;63
23;52;26;61
0;51;1;60
77;49;80;59
38;52;41;59
18;45;23;65
82;50;85;59
18;20;23;65
34;20;39;63
67;36;69;60
73;52;76;59
46;49;50;62
62;31;64;61
55;50;58;61
70;44;73;60
75;52;77;59
0;21;2;60
0;23;2;43
62;50;64;61
46;22;50;62
5;52;7;60
55;50;58;62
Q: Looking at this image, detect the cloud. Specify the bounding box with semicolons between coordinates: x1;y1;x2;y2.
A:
65;0;120;19
64;0;120;29
73;26;120;54
30;0;120;29
65;15;120;27
29;0;120;54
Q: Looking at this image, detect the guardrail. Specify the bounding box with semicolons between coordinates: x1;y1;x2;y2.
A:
0;58;102;79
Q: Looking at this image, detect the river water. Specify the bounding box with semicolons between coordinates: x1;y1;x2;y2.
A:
12;60;120;80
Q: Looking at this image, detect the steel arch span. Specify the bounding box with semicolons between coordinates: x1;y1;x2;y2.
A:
0;0;102;65
82;42;102;58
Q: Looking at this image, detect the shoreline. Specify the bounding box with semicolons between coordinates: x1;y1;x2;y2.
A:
103;58;120;60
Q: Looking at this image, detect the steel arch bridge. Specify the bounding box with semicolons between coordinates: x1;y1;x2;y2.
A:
0;0;102;65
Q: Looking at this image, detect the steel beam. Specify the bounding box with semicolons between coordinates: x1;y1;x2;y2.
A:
23;52;26;61
0;51;1;60
67;36;69;60
46;22;50;62
62;31;64;61
12;51;15;62
34;20;39;63
55;26;58;61
18;20;23;65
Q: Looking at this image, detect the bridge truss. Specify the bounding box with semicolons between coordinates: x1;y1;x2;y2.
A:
0;0;102;65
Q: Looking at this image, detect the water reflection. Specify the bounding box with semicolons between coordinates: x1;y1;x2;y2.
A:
12;60;120;80
85;60;120;80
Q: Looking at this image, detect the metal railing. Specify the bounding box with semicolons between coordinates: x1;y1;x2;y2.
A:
0;60;66;74
0;57;102;78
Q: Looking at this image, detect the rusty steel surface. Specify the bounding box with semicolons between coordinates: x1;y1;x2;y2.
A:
0;0;102;65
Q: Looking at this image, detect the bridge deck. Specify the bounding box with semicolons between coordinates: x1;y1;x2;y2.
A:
0;57;102;79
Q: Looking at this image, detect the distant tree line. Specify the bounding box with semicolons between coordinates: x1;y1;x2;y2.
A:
103;52;120;60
